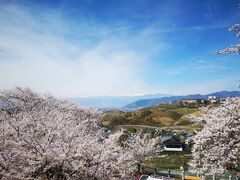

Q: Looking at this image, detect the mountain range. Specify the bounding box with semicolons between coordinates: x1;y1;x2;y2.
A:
69;93;171;108
69;91;240;110
123;91;240;110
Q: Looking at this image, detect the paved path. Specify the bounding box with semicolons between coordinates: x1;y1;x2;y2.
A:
115;124;201;130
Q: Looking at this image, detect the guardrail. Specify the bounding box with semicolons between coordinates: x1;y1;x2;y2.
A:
138;164;239;180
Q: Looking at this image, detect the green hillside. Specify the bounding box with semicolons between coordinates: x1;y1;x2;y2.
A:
102;103;201;127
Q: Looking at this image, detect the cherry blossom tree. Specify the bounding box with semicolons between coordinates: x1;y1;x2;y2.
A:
190;98;240;176
0;87;160;179
193;17;240;176
217;23;240;55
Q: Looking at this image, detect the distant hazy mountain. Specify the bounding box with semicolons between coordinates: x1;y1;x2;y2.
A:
123;91;240;110
69;94;171;108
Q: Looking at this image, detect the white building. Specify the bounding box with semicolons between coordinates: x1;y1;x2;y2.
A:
208;96;219;104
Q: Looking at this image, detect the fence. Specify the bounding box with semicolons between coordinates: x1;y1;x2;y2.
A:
138;164;239;180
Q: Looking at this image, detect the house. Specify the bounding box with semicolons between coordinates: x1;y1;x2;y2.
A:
180;99;206;108
208;96;220;104
160;135;172;142
162;137;183;152
220;98;226;104
181;99;198;104
103;126;113;133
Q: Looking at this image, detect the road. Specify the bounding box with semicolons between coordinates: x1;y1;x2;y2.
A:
114;124;201;130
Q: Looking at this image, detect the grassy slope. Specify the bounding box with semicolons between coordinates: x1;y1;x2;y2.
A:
144;152;190;170
103;104;201;127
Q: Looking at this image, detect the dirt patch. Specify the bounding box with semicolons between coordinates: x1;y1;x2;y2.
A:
152;116;174;126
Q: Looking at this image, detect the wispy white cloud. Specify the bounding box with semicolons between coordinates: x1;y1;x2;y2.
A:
0;3;167;97
156;58;228;76
0;1;238;97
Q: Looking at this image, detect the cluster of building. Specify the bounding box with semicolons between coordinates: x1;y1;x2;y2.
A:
179;96;225;108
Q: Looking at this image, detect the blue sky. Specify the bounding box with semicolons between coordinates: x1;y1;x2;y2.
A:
0;0;239;97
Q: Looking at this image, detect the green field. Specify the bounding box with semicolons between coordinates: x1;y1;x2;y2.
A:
144;152;190;170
